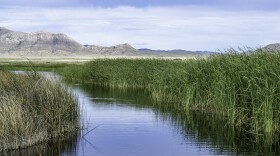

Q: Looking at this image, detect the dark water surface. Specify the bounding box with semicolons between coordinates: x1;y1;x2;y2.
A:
5;83;280;156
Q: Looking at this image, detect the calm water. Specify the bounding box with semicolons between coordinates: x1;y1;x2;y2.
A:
73;86;234;156
5;83;280;155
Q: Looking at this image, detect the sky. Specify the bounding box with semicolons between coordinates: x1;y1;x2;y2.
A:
1;0;280;51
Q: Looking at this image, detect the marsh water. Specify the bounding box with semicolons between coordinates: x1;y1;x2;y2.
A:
5;81;280;155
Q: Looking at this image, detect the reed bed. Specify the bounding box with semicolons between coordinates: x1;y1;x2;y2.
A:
60;50;280;142
0;71;79;151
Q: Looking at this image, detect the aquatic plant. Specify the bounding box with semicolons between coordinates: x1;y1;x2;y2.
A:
0;71;79;151
60;49;280;142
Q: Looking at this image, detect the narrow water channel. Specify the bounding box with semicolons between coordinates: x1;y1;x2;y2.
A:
5;78;280;155
73;85;235;156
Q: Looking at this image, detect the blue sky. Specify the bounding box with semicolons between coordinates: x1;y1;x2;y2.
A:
1;0;280;50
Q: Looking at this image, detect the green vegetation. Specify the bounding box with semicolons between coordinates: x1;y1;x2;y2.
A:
0;61;73;71
0;71;79;151
60;50;280;142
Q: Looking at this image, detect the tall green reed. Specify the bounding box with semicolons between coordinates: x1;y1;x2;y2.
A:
0;71;79;151
60;49;280;142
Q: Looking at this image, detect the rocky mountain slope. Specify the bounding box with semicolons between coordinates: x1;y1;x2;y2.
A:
263;43;280;51
84;43;140;55
0;27;141;56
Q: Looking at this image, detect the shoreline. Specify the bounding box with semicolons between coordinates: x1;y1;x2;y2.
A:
0;54;200;63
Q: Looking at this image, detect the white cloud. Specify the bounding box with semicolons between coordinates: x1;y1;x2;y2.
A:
1;6;280;50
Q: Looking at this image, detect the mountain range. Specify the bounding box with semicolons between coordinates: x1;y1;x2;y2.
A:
0;27;278;57
138;48;215;55
0;27;140;57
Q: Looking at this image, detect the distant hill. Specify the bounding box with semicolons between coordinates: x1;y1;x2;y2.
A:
84;43;140;56
138;48;215;55
0;27;218;57
0;27;82;56
263;43;280;51
0;27;141;56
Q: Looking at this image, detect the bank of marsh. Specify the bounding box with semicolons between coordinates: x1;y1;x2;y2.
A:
0;71;79;151
60;50;280;142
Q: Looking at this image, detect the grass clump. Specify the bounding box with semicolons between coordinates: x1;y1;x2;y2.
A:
0;71;79;151
60;49;280;142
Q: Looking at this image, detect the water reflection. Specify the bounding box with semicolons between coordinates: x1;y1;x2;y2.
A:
5;84;280;155
78;85;236;155
2;132;79;156
79;85;280;155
